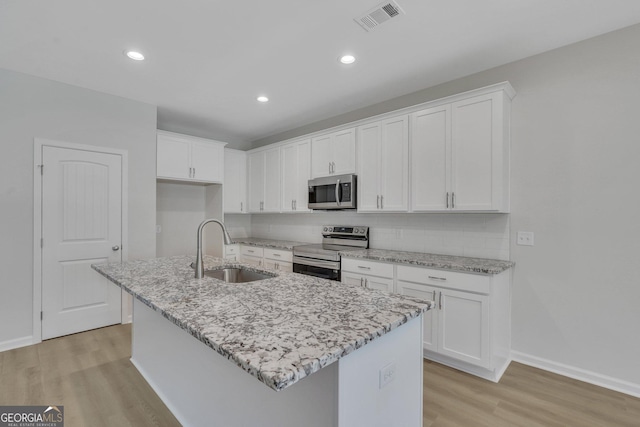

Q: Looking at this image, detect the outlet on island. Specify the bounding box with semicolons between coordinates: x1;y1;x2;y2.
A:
379;362;396;389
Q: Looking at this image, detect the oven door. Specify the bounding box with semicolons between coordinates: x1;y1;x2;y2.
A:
293;256;341;281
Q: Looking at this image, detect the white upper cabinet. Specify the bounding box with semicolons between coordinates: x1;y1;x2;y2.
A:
247;147;281;213
410;85;513;212
281;139;311;212
357;115;409;212
224;148;247;213
157;130;226;183
311;128;356;178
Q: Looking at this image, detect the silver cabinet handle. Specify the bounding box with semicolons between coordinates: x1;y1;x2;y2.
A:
446;192;449;208
335;179;341;206
377;195;380;209
439;292;443;309
380;195;384;209
294;200;297;210
432;290;436;301
112;245;120;251
240;202;243;212
365;278;369;288
360;277;363;287
273;253;281;257
332;162;335;173
329;162;332;174
428;275;447;281
292;200;294;210
248;249;255;253
452;192;455;209
357;265;371;270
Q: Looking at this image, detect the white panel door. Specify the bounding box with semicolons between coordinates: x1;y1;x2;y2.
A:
396;281;438;352
357;122;381;212
311;134;332;178
191;141;223;183
42;146;122;340
247;151;265;212
439;288;490;368
332;128;356;175
451;93;496;210
411;105;450;211
263;147;281;212
380;115;409;211
157;135;190;180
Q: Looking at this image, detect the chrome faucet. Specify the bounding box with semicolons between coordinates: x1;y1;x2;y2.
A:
195;218;233;279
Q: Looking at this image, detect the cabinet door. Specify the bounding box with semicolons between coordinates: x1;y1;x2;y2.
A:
380;115;409;211
311;134;332;178
364;275;394;293
241;254;263;267
157;135;191;180
342;272;365;287
332;128;356;175
275;261;293;273
438;288;490;368
396;281;438;352
224;149;247;213
247;151;265;212
451;93;500;211
191;141;223;183
281;141;309;212
263;147;281;212
357;122;381;212
411;105;450;211
295;140;311;212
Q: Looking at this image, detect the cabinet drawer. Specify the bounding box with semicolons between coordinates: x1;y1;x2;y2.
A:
397;265;490;294
264;248;293;262
225;245;239;256
240;246;264;258
341;258;394;278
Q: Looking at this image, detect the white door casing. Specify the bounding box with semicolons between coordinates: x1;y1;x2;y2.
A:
35;140;126;341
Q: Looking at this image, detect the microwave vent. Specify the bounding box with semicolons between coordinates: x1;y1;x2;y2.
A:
355;1;404;32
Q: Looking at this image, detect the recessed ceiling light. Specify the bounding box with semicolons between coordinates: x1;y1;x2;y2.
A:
125;50;145;61
257;96;269;103
339;55;356;64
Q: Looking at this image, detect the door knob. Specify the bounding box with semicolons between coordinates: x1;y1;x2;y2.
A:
112;245;120;251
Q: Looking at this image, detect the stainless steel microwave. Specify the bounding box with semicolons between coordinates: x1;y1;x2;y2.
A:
308;174;357;210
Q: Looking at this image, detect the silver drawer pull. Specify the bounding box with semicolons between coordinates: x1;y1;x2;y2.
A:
428;275;447;281
248;249;255;253
357;266;371;270
273;253;281;257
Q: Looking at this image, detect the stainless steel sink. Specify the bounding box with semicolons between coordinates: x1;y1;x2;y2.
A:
201;267;275;283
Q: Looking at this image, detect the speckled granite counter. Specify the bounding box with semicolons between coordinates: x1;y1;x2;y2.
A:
230;237;309;250
340;249;514;275
92;256;432;391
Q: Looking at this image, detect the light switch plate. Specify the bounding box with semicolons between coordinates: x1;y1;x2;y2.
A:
517;231;534;246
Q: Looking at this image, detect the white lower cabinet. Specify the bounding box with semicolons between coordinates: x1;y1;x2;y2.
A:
396;265;510;382
341;259;394;292
239;246;293;272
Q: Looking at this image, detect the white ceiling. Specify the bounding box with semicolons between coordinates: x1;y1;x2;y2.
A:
2;0;640;146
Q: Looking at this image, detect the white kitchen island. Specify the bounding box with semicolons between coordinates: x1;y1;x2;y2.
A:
93;256;432;427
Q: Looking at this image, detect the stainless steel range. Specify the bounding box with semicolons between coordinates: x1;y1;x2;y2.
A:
293;226;369;281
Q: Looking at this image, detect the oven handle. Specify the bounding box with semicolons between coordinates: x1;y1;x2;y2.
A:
335;179;341;206
293;256;340;270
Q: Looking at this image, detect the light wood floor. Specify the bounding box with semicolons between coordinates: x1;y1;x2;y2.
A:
1;325;639;427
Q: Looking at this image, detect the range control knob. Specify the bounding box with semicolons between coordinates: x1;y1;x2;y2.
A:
328;227;333;232
323;227;328;232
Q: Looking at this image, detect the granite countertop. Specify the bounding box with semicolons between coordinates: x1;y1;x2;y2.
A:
230;237;309;250
92;256;432;391
340;249;514;275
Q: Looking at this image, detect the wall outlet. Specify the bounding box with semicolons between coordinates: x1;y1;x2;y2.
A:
379;362;396;389
517;231;534;246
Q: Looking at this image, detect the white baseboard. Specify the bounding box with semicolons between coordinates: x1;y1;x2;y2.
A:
511;351;640;399
0;335;34;353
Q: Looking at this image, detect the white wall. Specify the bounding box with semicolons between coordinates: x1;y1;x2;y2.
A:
251;24;640;392
245;213;510;260
0;69;157;346
156;182;206;257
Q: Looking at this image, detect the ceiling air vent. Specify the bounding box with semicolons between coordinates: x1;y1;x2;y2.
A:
355;1;405;32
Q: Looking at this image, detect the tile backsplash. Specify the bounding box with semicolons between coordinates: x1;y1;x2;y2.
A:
225;212;510;260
